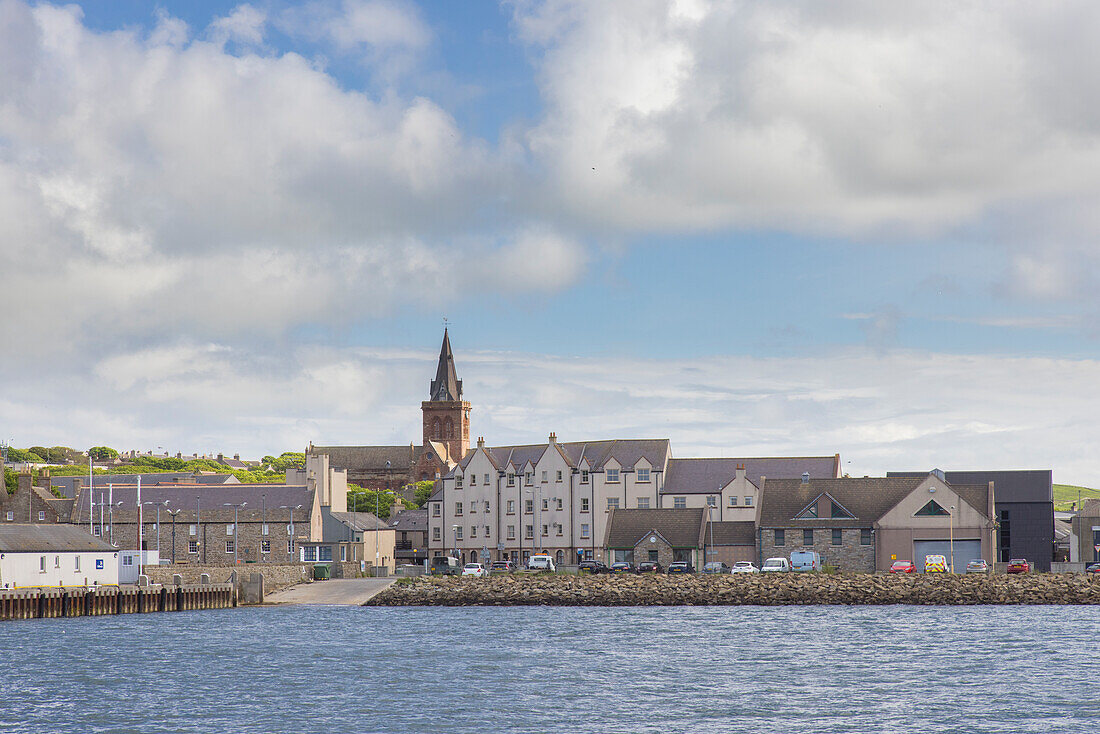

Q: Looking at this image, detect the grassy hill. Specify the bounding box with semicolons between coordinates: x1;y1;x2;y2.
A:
1053;484;1100;512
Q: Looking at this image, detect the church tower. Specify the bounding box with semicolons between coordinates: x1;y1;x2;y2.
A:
422;329;471;461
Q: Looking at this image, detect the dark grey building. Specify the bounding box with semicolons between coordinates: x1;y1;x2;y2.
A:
889;469;1053;571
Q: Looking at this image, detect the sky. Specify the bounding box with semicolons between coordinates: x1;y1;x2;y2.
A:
3;0;1100;483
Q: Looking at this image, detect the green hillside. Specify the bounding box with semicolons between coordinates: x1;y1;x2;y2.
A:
1053;484;1100;512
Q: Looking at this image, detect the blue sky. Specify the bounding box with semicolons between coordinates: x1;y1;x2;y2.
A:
3;1;1100;482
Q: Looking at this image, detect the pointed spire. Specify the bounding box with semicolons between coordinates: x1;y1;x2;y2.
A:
429;328;462;401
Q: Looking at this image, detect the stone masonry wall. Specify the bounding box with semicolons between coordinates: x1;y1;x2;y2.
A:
145;563;311;594
761;528;875;571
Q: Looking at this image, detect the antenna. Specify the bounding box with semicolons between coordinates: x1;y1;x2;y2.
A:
442;316;451;329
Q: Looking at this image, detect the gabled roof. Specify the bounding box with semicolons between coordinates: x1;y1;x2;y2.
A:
330;511;389;532
887;469;1052;503
709;521;757;546
0;524;116;552
69;484;314;524
390;509;427;531
429;328;462;401
604;508;707;548
759;477;926;528
311;445;425;473
663;456;839;495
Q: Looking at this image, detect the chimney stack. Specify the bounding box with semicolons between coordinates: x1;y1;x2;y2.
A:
477;436;485;449
801;472;810;484
549;432;557;445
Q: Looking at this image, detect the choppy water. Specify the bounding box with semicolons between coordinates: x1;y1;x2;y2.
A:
1;605;1098;733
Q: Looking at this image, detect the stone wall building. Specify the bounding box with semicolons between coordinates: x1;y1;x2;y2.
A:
1070;499;1100;565
391;509;428;566
604;508;708;568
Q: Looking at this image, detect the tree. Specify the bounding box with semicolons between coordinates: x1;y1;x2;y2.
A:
89;446;119;461
347;485;397;520
28;446;49;463
4;468;16;495
410;480;436;508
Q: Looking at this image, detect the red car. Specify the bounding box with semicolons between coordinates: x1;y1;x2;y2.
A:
889;560;917;573
1007;558;1031;574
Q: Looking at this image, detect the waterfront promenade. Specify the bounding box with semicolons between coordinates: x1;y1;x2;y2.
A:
266;577;395;605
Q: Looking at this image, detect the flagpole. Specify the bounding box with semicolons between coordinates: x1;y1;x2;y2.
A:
137;476;143;580
88;450;94;535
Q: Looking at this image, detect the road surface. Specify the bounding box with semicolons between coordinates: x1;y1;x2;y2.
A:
264;578;395;606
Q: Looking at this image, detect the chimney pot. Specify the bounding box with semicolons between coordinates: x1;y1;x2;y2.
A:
801;472;810;483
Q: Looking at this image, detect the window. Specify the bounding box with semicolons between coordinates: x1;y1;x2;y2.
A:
525;472;532;485
556;470;562;482
744;496;753;506
470;526;477;538
915;500;950;517
580;497;590;512
226;524;234;536
189;524;197;536
606;468;620;483
525;524;534;539
556;498;563;511
542;471;548;482
318;546;332;562
455;502;463;516
470;501;476;513
507;525;516;540
5;511;12;521
432;504;441;517
484;474;490;484
456;475;463;488
455;526;464;540
648;550;659;562
507;473;515;487
706;496;717;507
525;499;534;514
637;468;650;482
637;497;650;509
607;497;619;510
433;527;441;541
74;556;81;571
92;526;101;536
120;556;132;567
728;496;737;507
831;502;854;519
261;540;271;553
796;504;818;519
581;523;590;539
542;524;549;537
304;546;317;562
581;470;589;483
556;523;563;536
287;540;293;553
262;523;269;536
774;529;786;546
832;529;843;545
189;540;198;553
507;500;515;514
340;546;347;562
860;529;872;546
484;525;491;538
38;511;45;521
542;498;549;511
225;540;235;554
54;556;60;568
468;474;475;487
803;529;814;546
673;497;686;509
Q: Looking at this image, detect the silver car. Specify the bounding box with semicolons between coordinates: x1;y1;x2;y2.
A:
965;559;989;574
731;561;760;574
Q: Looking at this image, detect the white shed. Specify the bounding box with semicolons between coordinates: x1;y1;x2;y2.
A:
0;524;119;589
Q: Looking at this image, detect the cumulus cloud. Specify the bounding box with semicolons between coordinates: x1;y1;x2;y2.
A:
7;343;1100;485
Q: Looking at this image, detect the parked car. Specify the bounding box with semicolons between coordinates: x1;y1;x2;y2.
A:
430;556;461;575
790;550;822;572
761;557;791;573
924;554;949;573
578;560;609;574
461;563;489;578
490;560;516;573
1085;562;1100;574
1007;558;1031;574
965;559;989;574
889;560;917;574
637;561;663;573
667;562;695;574
731;561;759;574
527;554;556;572
609;562;635;574
702;562;730;574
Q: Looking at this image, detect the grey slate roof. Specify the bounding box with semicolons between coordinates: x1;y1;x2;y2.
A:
0;524;116;552
389;509;427;531
758;476;991;528
886;470;1052;503
69;484;313;524
661;456;840;495
604;508;707;549
311;445;425;473
455;438;673;477
49;473;238;499
709;521;757;546
330;511;389;532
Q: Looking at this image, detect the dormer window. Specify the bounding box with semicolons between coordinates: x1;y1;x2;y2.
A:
507;473;515;487
581;470;589;483
606;468;620;483
637;468;650;482
456;474;463;488
915;500;950;517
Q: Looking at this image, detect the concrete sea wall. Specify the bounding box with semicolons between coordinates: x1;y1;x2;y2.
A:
145;563;311;595
367;573;1100;606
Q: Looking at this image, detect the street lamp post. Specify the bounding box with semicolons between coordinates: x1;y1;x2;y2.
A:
280;505;301;561
143;500;168;560
223;502;247;565
949;505;956;573
166;507;182;564
452;524;459;560
262;494;267;562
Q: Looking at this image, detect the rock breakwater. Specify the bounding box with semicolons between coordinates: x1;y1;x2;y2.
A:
366;572;1100;606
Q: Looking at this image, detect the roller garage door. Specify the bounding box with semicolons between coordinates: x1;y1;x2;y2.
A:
913;539;982;573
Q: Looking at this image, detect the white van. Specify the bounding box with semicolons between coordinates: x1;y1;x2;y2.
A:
761;557;791;573
527;554;556;572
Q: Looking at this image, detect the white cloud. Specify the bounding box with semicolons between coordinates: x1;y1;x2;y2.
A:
208;4;267;48
7;343;1100;486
